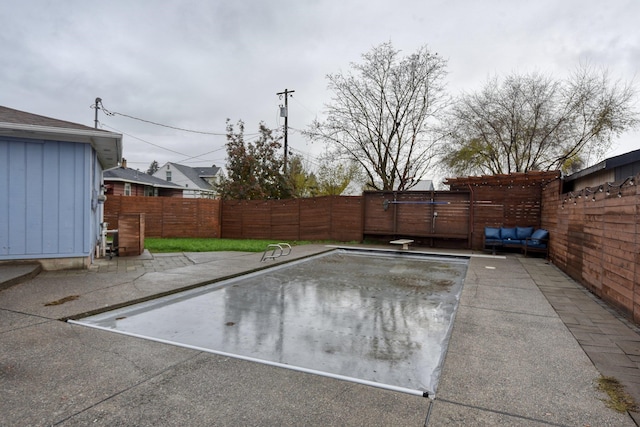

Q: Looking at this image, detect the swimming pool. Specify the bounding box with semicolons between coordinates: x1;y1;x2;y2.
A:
70;248;468;397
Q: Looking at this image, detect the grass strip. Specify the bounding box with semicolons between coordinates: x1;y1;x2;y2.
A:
144;238;316;253
597;375;637;413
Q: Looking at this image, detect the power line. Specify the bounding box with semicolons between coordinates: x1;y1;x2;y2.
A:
98;121;225;165
99;122;194;157
289;147;321;168
291;96;319;118
100;120;268;165
92;99;260;136
177;146;227;164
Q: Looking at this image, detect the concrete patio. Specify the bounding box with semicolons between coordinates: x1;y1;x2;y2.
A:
1;245;638;426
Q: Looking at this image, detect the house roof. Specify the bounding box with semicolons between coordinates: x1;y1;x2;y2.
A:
167;163;220;191
0;105;122;169
104;167;184;189
189;165;221;178
410;180;434;191
564;148;640;182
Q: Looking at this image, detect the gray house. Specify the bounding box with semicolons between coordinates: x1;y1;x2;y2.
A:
563;148;640;192
0;106;122;269
154;162;221;198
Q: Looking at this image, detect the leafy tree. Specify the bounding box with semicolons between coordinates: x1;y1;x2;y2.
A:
146;160;159;175
441;66;639;175
315;150;363;196
217;120;291;200
286;154;319;198
305;42;448;191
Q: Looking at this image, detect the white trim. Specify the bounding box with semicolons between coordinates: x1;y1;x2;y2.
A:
0;122;121;140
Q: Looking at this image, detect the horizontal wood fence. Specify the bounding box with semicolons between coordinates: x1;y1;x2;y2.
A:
446;172;559;249
104;196;221;238
542;173;640;323
220;196;363;242
363;191;471;247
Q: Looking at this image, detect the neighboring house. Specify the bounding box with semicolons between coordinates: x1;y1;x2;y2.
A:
351;179;435;195
0;105;122;269
563;148;640;192
153;162;221;198
408;180;435;191
104;158;184;197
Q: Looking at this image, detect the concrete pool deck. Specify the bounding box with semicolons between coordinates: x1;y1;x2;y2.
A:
1;244;639;426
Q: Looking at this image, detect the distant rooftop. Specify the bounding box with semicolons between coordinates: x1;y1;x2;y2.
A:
104;167;183;189
166;162;221;190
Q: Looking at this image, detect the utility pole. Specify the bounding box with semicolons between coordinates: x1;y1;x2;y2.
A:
93;97;102;129
276;89;295;173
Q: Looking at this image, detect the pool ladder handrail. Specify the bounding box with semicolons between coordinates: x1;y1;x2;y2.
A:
260;243;292;262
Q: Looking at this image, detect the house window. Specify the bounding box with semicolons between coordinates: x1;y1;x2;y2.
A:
144;186;153;197
166;171;172;182
124;183;131;196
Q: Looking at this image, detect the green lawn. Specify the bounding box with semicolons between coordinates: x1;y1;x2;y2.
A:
144;238;316;253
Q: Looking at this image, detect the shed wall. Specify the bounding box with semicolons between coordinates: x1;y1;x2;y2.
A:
0;137;93;261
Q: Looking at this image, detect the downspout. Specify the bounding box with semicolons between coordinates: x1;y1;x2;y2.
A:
100;177;107;258
467;184;474;249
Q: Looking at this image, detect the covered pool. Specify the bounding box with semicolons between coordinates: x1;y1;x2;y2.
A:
70;248;468;397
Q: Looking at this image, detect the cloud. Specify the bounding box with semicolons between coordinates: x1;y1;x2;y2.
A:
2;0;638;171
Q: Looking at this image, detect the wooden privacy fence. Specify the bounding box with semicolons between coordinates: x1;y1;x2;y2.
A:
446;171;560;249
221;196;363;242
105;174;557;249
542;172;640;323
363;191;471;247
104;196;221;238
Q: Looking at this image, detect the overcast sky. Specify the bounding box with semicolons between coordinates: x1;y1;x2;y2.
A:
2;0;639;177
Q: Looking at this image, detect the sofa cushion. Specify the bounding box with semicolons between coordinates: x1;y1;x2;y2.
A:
484;227;501;240
501;227;517;240
529;229;549;245
516;226;534;240
504;239;525;245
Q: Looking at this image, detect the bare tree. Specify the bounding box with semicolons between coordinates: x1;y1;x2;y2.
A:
305;42;448;191
441;66;639;176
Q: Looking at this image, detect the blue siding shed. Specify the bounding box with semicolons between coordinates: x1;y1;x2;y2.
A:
0;106;122;269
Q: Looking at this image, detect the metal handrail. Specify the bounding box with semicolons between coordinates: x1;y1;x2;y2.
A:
260;243;292;262
278;243;292;257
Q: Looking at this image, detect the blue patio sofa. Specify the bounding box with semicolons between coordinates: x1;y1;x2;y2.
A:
483;226;549;257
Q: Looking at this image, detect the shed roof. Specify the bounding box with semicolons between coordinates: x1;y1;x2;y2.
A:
0;106;122;169
564;148;640;182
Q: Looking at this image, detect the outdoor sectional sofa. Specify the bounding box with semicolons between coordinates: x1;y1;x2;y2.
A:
483;226;549;257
